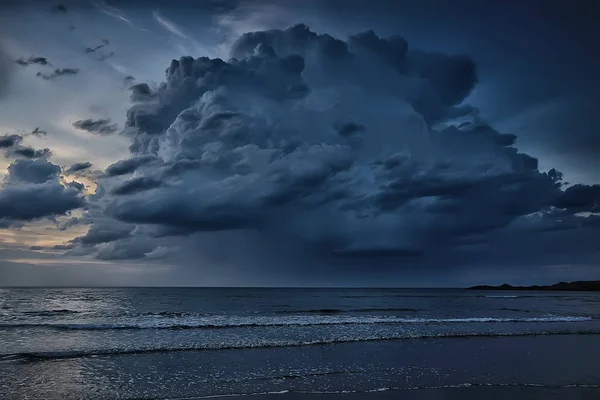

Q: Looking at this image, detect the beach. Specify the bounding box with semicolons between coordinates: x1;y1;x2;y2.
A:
1;288;599;399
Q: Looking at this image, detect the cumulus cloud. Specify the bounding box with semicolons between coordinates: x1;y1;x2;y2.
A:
6;158;60;184
56;24;599;269
72;118;118;135
129;83;156;102
0;159;85;224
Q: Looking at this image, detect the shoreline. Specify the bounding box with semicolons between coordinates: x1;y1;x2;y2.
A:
466;280;600;292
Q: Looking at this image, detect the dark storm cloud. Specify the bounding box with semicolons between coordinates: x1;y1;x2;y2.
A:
65;161;92;174
0;159;85;222
95;239;157;260
71;222;133;245
1;129;47;151
110;176;163;195
8;145;52;159
36;68;79;80
554;184;600;213
0;134;22;148
64;23;600;270
6;158;60;184
129;83;156;102
72;118;118;135
104;155;158;176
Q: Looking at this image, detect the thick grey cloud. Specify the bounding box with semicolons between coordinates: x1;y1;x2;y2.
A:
129;83;156;102
1;130;50;158
70;24;596;269
8;145;52;159
104;155;158;176
110;176;163;195
71;221;134;245
0;183;84;221
95;238;158;260
36;68;79;80
0;159;85;228
6;158;61;184
66;161;92;174
554;184;600;213
0;134;22;148
72;118;118;135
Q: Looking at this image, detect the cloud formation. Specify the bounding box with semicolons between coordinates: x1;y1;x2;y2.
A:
0;134;22;149
56;23;592;269
15;56;52;67
0;159;85;226
2;21;597;279
66;161;92;174
72;118;118;135
30;127;47;137
36;68;79;80
8;145;52;159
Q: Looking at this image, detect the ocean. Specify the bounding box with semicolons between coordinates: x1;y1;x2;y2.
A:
1;288;599;399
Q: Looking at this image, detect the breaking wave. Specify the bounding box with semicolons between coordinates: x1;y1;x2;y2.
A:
3;329;600;361
0;315;592;331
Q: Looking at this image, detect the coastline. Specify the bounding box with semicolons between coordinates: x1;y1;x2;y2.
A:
466;280;600;292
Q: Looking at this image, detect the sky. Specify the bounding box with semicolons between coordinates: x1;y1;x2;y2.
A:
0;0;599;287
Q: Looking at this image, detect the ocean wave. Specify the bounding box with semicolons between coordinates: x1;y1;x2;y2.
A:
276;308;421;314
4;329;600;361
142;311;207;317
0;315;592;331
22;309;80;316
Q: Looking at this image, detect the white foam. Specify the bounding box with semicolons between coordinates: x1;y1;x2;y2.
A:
2;315;592;330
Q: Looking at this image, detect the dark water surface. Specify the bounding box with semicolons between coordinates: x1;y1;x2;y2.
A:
1;288;599;399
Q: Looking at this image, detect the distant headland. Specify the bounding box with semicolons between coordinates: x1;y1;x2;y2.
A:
466;281;600;292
